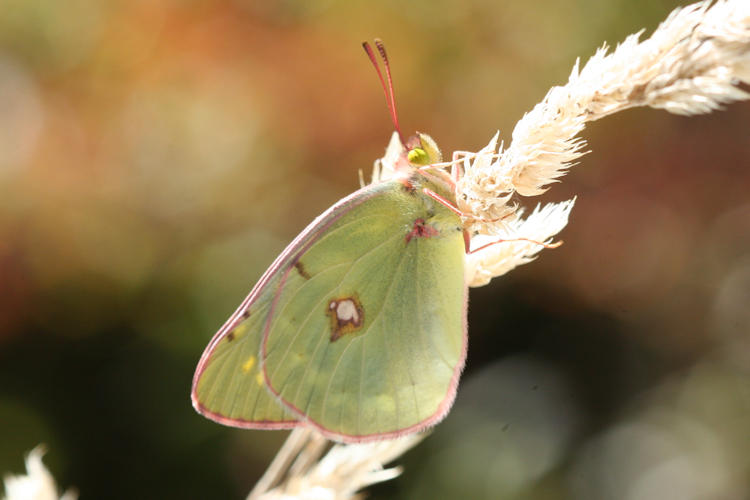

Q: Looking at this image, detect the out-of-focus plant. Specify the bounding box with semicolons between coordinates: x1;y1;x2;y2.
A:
2;447;75;500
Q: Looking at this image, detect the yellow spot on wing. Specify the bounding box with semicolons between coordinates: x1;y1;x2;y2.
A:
242;356;256;373
255;372;265;386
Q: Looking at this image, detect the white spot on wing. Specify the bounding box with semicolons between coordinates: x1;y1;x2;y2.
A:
336;299;359;323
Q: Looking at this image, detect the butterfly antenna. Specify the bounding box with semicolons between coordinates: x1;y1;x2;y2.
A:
362;39;405;144
374;40;402;139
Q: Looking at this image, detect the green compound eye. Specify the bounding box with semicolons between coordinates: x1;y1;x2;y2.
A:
407;147;430;165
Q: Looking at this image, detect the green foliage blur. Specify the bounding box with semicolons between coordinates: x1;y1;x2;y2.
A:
1;0;748;498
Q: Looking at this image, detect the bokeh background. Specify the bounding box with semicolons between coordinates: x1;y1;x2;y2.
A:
1;0;749;498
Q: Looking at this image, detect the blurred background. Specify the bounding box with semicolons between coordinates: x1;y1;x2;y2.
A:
0;0;748;498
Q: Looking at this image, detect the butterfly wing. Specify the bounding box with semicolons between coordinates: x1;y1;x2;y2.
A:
261;179;467;442
192;178;467;441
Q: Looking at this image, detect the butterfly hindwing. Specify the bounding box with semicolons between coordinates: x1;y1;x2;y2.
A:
262;178;466;441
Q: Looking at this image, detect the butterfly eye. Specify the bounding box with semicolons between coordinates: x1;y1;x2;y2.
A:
408;147;430;165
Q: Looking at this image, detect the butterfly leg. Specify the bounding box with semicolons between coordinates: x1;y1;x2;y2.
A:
467;237;562;254
422;187;464;217
421;150;501;184
421;188;562;253
449;150;474;184
416;167;455;190
421;187;510;226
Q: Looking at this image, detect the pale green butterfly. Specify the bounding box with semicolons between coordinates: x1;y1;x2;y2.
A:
191;40;467;442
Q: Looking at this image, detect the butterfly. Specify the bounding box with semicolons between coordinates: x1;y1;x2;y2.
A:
191;40;468;443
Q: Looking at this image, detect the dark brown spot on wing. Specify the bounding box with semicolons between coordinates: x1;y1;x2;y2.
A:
241;309;251;319
294;261;311;280
326;295;365;342
227;332;235;342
